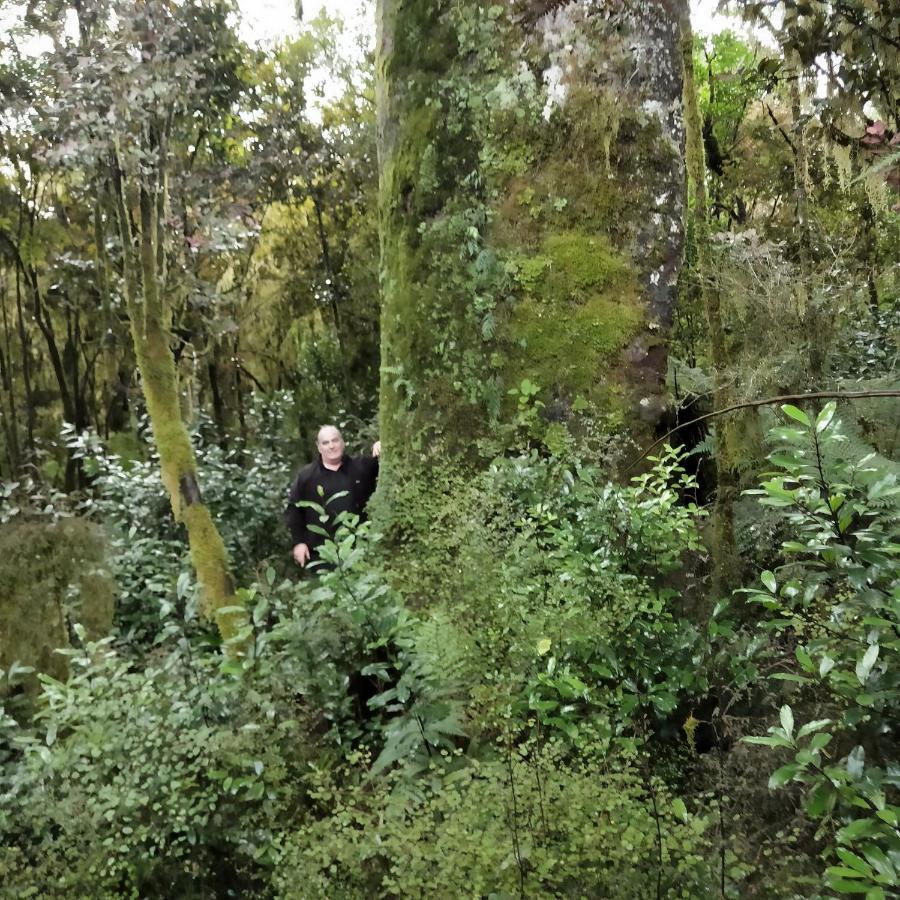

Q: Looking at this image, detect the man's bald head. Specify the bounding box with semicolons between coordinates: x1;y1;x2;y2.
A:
316;425;345;468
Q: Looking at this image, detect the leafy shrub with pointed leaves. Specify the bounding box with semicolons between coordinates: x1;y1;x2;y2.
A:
254;511;469;776
65;416;288;643
741;402;900;897
0;631;314;898
461;445;714;746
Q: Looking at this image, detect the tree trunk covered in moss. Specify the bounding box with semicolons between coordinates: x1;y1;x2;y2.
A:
680;14;740;594
376;0;687;540
110;148;241;644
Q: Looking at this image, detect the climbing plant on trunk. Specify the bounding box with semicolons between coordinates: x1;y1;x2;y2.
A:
375;0;688;561
680;11;740;594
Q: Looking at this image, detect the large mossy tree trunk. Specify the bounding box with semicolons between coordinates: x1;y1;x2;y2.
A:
376;0;687;563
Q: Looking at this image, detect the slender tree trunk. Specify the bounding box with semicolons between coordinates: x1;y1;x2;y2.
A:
681;12;740;594
860;195;880;317
111;145;242;643
93;194;127;439
14;265;35;456
18;186;78;433
233;334;248;449
28;269;76;427
310;189;352;404
788;55;824;385
0;278;21;474
208;356;229;450
311;190;347;356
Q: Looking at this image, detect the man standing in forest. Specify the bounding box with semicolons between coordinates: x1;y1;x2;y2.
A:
286;425;381;568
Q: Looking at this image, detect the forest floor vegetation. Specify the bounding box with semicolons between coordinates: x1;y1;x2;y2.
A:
1;399;896;898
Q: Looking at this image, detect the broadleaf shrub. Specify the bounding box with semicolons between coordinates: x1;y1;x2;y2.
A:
741;403;900;896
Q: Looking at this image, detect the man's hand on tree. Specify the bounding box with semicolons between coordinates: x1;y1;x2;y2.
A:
293;543;310;567
372;440;381;457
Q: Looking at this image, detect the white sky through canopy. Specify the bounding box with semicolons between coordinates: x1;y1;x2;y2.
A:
1;1;747;66
241;0;742;45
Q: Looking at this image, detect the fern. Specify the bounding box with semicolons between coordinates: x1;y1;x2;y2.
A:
370;609;468;776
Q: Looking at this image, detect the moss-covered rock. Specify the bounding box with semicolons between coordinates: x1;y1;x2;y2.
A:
0;518;114;694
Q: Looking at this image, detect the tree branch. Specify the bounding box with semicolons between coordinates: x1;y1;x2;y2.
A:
627;390;900;471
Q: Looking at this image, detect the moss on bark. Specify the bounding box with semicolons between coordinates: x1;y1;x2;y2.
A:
129;314;239;637
0;519;114;695
375;0;688;573
111;172;242;643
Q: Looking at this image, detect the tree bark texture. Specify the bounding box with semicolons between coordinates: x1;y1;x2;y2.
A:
112;155;241;643
376;0;687;534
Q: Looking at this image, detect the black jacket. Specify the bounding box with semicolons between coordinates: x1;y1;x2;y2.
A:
285;454;379;553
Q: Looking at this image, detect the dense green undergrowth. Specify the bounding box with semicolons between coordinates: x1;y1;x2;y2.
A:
0;404;897;898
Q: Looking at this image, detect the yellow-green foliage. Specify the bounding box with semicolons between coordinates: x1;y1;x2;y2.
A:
0;519;114;693
273;741;710;898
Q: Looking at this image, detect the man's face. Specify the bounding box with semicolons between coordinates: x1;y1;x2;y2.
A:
317;427;345;465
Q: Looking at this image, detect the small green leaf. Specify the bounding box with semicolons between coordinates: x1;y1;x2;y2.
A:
806;780;836;816
809;732;832;751
672;798;688;823
761;570;777;593
835;848;873;876
742;735;793;749
770;452;800;469
536;638;552;656
861;845;894;881
771;673;811;685
769;763;800;788
815;401;837;434
824;878;871;894
856;644;879;685
795;646;814;673
846;746;865;779
827;867;868;880
837;817;876;842
797;719;831;739
782;404;811;426
875;809;897;826
780;704;794;739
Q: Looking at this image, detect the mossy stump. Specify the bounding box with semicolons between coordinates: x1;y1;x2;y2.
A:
0;518;115;695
